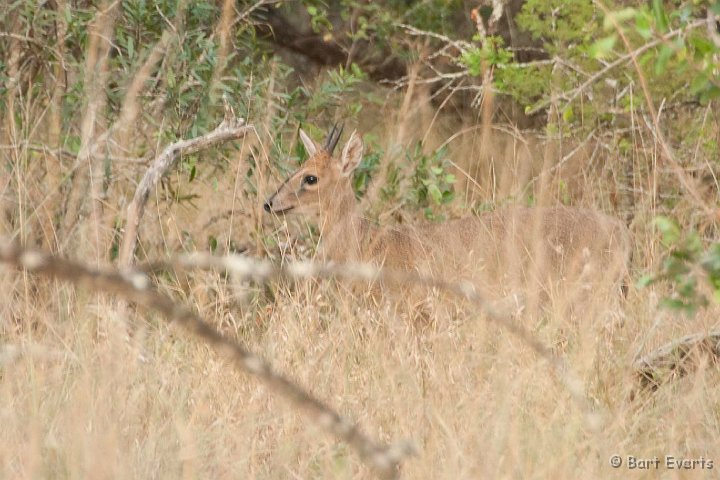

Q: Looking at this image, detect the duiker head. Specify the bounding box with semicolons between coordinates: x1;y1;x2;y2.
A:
264;124;364;215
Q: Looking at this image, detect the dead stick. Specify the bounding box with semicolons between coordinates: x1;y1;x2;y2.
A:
117;117;252;267
634;330;720;390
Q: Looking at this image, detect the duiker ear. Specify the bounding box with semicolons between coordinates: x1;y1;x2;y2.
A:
340;131;363;177
299;128;319;157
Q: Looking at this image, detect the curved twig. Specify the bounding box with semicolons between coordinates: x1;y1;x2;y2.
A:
117;117;253;267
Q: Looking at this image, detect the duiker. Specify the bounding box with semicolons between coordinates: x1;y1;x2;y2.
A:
264;125;631;303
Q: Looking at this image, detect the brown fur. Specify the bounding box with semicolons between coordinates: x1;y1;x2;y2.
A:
265;129;632;300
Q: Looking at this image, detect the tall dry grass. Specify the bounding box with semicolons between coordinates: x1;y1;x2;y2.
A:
2;9;720;479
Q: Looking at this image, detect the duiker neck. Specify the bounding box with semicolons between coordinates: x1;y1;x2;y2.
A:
317;179;368;263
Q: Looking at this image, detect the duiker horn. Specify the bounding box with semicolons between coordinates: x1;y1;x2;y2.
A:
324;123;344;153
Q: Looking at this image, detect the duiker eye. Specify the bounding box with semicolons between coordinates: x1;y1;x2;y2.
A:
303;175;318;185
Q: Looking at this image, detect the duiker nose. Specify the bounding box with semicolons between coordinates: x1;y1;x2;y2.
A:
263;200;272;213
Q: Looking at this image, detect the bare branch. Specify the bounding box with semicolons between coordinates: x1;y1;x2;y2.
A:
396;23;472;52
139;252;600;426
114;30;174;140
116;118;253;268
526;18;707;115
0;242;416;479
634;330;720;392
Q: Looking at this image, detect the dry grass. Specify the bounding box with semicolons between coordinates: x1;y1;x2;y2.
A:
2;62;720;479
2;256;719;478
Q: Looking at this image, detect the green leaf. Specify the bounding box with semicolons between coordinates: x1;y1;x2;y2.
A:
701;244;720;274
689;35;714;58
639;51;655;67
654;44;674;75
701;85;720;103
685;231;703;255
167;68;176;88
652;0;669;32
654;216;681;245
671;5;692;24
603;8;637;30
690;72;709;94
636;274;655;288
678;277;698;298
590;35;617;59
663;256;690;277
428;184;442;204
635;12;653;40
659;298;695;313
460;48;483;77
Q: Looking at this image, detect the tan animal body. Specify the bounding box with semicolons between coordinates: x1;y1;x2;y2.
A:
264;126;631;301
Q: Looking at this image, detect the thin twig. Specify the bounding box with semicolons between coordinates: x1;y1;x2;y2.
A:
60;1;119;244
396;23;472;52
526;19;707;115
0;32;64;63
596;4;715;219
525;128;598;188
232;0;281;28
0;143;148;164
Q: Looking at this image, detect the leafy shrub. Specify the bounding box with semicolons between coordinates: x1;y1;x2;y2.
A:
406;144;456;221
638;216;720;316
